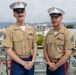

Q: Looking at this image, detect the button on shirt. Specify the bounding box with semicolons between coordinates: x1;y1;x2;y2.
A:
43;26;74;61
2;23;38;58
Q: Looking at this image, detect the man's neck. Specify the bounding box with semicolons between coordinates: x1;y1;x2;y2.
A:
17;21;26;26
54;24;62;31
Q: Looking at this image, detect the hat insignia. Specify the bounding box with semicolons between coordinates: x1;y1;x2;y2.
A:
52;6;55;10
18;1;21;5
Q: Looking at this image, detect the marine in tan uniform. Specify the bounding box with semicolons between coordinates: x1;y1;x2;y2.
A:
43;6;74;75
2;1;38;75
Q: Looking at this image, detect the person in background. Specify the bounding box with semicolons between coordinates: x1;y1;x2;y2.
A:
43;6;74;75
2;1;38;75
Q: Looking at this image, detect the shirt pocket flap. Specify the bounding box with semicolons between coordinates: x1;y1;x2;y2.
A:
55;38;64;45
46;39;52;44
13;36;23;42
27;35;34;40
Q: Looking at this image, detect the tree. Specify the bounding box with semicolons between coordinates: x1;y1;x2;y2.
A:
37;34;43;46
66;25;74;28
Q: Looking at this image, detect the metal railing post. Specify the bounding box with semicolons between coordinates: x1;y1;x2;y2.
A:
6;54;8;75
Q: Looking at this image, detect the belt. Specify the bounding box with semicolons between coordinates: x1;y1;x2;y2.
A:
50;58;60;63
16;53;31;58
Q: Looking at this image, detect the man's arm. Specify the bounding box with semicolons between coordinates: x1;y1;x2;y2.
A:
43;48;55;70
31;27;38;62
26;43;37;70
26;27;38;70
55;50;72;68
43;48;50;63
55;31;74;69
47;50;72;72
6;48;28;68
32;43;37;62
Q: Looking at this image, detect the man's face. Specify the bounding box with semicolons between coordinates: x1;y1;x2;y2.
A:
51;15;63;27
14;12;26;22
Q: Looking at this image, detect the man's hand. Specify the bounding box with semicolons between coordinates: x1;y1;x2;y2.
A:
47;61;58;72
23;61;29;69
24;61;34;70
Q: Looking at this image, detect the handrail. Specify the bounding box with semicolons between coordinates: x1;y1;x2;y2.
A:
1;48;76;75
71;55;76;62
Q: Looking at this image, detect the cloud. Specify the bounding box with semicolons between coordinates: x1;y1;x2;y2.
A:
0;0;76;23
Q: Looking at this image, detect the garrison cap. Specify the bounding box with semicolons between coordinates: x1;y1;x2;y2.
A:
9;1;27;13
48;6;65;16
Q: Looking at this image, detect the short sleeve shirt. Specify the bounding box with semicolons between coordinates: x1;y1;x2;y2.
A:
43;25;74;60
2;23;38;56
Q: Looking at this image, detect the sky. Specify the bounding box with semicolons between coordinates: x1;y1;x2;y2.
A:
0;0;76;23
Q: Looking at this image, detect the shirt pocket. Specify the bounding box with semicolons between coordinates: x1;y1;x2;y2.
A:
27;35;34;40
13;36;23;42
13;35;23;50
55;37;64;45
13;31;23;42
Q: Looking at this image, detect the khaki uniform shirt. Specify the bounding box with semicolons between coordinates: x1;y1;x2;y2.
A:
2;23;38;58
43;25;74;62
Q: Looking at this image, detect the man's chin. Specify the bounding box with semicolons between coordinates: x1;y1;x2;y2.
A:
18;19;24;22
53;24;58;27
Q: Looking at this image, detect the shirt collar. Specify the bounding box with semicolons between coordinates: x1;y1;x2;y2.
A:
48;25;65;34
13;23;26;30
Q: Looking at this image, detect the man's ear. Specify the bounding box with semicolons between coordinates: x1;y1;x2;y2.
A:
13;13;15;17
61;16;63;19
25;12;26;15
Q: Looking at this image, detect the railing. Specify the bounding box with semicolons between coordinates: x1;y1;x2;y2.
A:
68;55;76;75
0;47;76;75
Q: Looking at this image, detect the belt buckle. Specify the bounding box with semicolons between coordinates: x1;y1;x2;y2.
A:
17;53;31;58
51;58;60;63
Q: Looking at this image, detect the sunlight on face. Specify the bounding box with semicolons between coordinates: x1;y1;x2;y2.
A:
14;12;26;22
51;16;63;27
